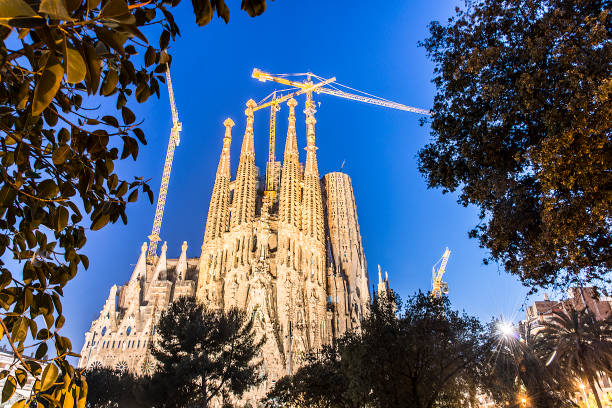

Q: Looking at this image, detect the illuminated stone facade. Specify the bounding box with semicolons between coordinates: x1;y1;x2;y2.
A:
78;97;370;393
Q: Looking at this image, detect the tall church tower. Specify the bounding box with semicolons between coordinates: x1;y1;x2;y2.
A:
194;95;367;382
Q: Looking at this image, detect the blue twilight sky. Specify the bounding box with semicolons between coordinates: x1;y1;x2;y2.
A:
59;0;535;351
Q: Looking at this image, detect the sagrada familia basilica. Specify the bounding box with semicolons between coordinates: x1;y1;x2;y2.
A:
78;94;387;393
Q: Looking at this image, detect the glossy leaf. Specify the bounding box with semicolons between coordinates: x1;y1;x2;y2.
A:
40;363;58;391
65;47;87;84
32;55;64;116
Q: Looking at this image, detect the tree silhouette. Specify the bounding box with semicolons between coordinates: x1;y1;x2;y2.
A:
537;309;612;408
149;297;265;408
419;0;611;288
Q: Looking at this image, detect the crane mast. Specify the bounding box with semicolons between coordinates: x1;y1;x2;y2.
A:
147;69;182;260
432;247;451;298
264;92;279;200
253;77;336;201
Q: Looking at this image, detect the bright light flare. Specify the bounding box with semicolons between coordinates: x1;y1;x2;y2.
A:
497;321;515;337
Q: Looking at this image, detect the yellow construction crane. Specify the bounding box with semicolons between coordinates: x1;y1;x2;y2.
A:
147;69;182;260
252;69;432;116
432;247;451;298
252;75;336;200
251;69;429;199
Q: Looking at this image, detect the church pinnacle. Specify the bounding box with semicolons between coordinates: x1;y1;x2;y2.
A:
278;98;301;229
302;93;325;243
231;100;258;229
203;118;234;244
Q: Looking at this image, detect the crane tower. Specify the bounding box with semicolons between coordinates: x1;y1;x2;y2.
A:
432;247;451;298
147;69;182;260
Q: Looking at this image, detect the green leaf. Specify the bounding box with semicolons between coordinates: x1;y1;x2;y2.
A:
159;30;170;50
55;206;69;231
116;181;127;196
121;107;135;125
65;47;86;84
1;375;16;402
52;144;70;165
241;0;265;17
144;46;156;67
10;317;28;343
90;213;109;231
84;44;101;94
40;363;59;391
133;128;146;145
0;0;38;26
38;179;59;199
38;0;73;20
35;342;48;359
14;369;26;387
10;399;25;408
192;0;213;26
94;26;126;55
100;0;128;18
32;54;64;116
101;69;118;96
127;188;138;202
79;254;89;269
77;381;87;408
217;1;229;23
55;315;65;329
0;184;17;207
16;78;30;110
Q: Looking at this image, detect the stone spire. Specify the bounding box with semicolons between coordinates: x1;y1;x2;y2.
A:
151;241;167;283
231;100;258;229
129;242;148;283
278;98;301;229
377;264;386;297
176;241;188;280
301;93;325;242
203;119;234;244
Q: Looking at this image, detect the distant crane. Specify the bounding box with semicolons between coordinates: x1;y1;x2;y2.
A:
147;69;182;260
251;69;430;198
432;247;451;298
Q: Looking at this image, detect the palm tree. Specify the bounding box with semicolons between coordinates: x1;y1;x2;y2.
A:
536;308;612;408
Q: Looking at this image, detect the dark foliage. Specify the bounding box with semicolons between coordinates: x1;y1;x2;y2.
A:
418;0;611;289
148;297;265;408
535;308;612;408
480;323;576;408
265;292;488;408
0;0;267;404
84;367;142;408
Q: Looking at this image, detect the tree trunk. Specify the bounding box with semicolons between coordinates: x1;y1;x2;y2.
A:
202;379;208;408
588;375;603;408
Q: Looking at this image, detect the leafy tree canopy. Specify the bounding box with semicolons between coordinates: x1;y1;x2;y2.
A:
149;297;265;408
535;309;612;408
480;322;576;408
0;0;267;404
265;292;488;408
83;367;141;408
418;0;611;289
